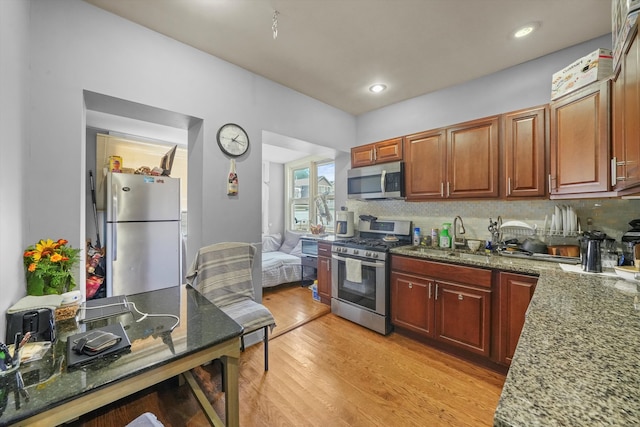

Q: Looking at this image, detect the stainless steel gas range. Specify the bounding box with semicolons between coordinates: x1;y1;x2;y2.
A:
331;218;412;335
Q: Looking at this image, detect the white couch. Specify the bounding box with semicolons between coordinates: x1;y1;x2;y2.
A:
261;231;304;288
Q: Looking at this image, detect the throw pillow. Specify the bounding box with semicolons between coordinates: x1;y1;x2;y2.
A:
262;233;282;252
289;240;303;257
279;230;301;254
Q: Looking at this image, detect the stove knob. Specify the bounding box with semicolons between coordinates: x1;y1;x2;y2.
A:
372;252;379;259
365;251;372;257
353;249;359;255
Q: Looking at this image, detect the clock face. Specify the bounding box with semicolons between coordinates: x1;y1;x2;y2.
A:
217;123;249;157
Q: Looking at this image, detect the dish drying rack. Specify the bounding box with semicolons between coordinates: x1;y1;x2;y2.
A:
499;221;582;239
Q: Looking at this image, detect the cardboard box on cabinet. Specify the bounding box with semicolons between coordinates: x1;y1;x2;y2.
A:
551;48;613;100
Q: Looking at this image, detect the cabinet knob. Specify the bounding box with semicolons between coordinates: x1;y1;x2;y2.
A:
458;294;463;300
408;282;413;289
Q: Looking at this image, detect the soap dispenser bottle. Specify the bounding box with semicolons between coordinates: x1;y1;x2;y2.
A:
439;223;451;248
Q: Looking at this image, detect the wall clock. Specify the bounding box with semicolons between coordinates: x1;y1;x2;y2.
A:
216;123;249;157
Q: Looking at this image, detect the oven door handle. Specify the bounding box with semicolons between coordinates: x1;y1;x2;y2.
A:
332;253;385;268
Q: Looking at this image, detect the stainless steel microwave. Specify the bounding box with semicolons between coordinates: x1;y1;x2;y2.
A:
347;161;405;200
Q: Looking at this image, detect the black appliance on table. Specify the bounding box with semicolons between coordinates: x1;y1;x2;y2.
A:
621;219;640;265
331;217;412;335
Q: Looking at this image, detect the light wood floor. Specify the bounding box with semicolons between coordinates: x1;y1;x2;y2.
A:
262;283;330;338
70;284;505;426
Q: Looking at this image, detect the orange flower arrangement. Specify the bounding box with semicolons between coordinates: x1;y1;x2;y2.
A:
23;239;80;295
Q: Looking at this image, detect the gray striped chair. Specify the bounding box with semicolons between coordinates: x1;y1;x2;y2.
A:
186;242;276;371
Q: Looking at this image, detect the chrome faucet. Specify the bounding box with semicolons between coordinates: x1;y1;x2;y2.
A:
453;216;466;248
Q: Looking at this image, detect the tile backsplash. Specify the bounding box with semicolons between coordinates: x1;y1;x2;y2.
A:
345;198;640;248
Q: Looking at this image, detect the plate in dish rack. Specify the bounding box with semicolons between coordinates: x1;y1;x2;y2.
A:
500;221;536;236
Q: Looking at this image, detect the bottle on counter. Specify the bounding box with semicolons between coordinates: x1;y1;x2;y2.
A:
413;227;421;246
431;228;439;247
439;223;451;248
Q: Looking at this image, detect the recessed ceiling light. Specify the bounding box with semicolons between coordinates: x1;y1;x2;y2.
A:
513;22;540;39
369;84;387;93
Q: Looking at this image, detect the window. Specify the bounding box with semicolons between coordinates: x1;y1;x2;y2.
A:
286;158;335;233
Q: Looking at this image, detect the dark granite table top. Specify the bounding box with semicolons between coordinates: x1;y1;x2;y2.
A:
390;246;640;426
0;284;243;426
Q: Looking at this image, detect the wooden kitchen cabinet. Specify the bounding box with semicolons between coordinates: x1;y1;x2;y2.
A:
391;272;434;335
550;79;612;197
403;129;447;199
351;137;403;167
447;116;500;198
390;255;492;357
612;25;640;192
495;272;537;366
435;280;492;356
316;241;332;304
503;106;548;198
404;116;499;200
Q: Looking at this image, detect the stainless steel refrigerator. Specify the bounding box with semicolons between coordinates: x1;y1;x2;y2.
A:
105;172;182;296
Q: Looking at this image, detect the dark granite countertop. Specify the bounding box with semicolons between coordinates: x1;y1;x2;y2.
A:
390;246;640;426
0;285;243;426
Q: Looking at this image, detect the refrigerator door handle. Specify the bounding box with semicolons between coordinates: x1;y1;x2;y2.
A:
112;223;117;261
111;181;118;261
111;182;118;223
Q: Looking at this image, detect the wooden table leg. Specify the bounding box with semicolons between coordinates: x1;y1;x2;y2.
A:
221;354;239;427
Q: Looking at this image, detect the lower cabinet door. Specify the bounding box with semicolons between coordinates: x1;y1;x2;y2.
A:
498;272;537;365
435;281;491;356
317;256;331;303
390;272;434;336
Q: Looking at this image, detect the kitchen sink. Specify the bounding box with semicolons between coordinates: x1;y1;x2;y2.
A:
401;246;490;262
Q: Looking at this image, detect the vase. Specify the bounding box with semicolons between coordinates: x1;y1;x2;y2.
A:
26;274;45;296
26;274;74;296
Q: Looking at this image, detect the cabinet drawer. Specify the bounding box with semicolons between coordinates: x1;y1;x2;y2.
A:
318;242;332;256
391;255;491;288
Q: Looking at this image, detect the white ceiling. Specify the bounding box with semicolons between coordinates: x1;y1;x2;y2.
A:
83;0;612;116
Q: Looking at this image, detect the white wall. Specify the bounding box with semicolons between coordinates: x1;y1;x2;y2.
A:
0;0;30;340
267;162;285;236
356;34;612;144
